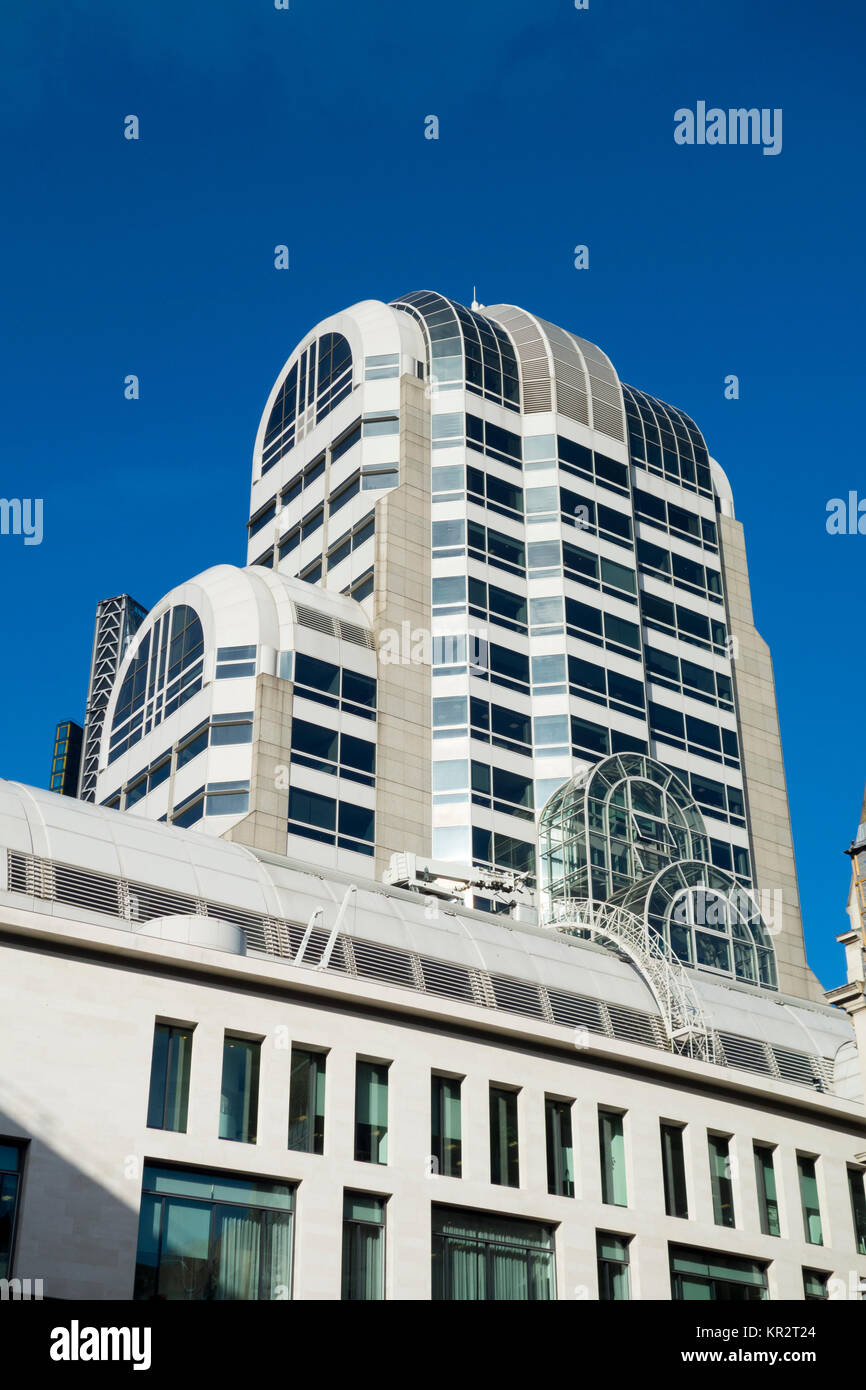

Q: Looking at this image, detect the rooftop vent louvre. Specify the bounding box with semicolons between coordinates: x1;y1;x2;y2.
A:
338;619;375;649
294;605;337;638
718;1031;774;1075
419;956;476;1003
54;863;121;918
127;881;199;923
772;1046;826;1089
607;1003;663;1049
489;974;546;1019
546;988;608;1034
351;937;416;988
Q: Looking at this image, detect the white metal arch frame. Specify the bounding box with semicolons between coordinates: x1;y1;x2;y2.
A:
545;898;719;1064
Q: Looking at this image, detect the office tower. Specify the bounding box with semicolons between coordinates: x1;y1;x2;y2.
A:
115;289;812;997
48;719;83;797
78;594;147;802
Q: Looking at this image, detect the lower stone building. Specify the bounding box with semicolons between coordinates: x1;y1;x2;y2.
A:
1;779;865;1301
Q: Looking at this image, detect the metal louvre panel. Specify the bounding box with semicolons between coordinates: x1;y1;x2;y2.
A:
718;1031;774;1075
546;988;608;1034
54;862;121;917
523;380;552;412
552;357;586;391
489;974;546;1019
772;1046;824;1089
591;398;626;442
486;306;551;412
337;620;374;649
557;382;590;425
587;375;623;408
7;850;32;895
419;956;476;1002
351;937;416;988
607;1003;661;1048
128;880;198;922
294;604;337;637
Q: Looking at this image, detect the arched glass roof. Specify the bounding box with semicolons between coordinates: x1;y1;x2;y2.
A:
539;753;709;902
109;605;204;764
608;861;778;990
538;753;777;991
261;331;353;475
622;384;713;497
391;290;521;410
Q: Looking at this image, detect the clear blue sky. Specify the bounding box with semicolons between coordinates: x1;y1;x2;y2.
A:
2;0;864;986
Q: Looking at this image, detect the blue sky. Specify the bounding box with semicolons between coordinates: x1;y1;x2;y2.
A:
2;0;864;985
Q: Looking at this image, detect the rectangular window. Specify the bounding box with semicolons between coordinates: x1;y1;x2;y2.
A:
431;1074;462;1178
287;1048;326;1154
597;1232;631;1300
545;1097;575;1197
803;1268;829;1300
797;1155;823;1245
146;1023;193;1133
669;1244;768;1301
355;1060;389;1164
0;1142;23;1279
660;1123;688;1219
599;1110;627;1207
849;1168;866;1255
754;1145;781;1237
341;1192;386;1300
219;1036;261;1144
709;1135;735;1228
432;1205;555;1301
133;1162;294;1301
490;1086;520;1187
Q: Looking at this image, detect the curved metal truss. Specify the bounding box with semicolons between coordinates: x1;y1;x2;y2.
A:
545;898;719;1063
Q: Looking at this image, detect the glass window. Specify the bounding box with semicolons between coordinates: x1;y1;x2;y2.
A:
754;1145;781;1237
597;1232;631;1300
288;788;336;838
133;1162;294;1301
545;1097;575;1197
338;801;375;845
797;1155;823;1245
434;760;469;792
669;1244;768;1301
803;1268;829;1301
0;1143;23;1279
849;1168;866;1255
661;1124;688;1219
433;695;467;728
433;576;466;607
219;1037;261;1144
709;1135;735;1227
355;1061;389;1164
599;1110;627;1206
341;1192;386;1300
431;1075;462;1178
147;1023;193;1133
432;1205;555;1301
288;1048;326;1155
490;1086;519;1187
